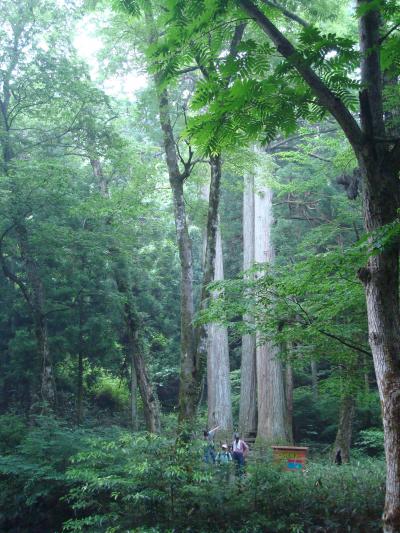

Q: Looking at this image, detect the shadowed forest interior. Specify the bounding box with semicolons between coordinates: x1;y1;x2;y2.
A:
0;0;399;532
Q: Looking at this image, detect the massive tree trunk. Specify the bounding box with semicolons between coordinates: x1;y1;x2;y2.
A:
333;394;355;464
254;181;290;444
357;6;400;530
239;172;257;438
202;181;233;434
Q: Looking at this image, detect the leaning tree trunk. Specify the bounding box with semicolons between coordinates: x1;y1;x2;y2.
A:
202;182;233;436
333;394;355;464
89;156;161;433
118;274;161;434
254;181;290;444
239;172;258;439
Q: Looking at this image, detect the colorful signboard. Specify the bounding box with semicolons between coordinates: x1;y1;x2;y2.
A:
271;446;309;471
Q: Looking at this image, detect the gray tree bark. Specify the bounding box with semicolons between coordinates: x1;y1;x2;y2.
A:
333;395;355;464
202;182;233;435
239;173;257;438
254;178;290;444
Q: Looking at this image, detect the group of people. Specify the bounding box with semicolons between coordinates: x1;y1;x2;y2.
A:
203;426;249;476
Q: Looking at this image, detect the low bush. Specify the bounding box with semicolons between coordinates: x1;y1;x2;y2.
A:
0;417;386;532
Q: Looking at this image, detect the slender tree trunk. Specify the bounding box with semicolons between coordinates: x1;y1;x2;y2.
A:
114;268;161;433
77;293;84;425
119;276;161;434
285;358;294;443
131;359;138;431
254;181;289;444
202;181;233;435
89;156;161;433
239;172;257;438
15;223;56;409
311;360;318;400
333;395;355;464
144;4;222;426
156;88;198;424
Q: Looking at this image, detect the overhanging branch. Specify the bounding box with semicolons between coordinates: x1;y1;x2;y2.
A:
237;0;364;150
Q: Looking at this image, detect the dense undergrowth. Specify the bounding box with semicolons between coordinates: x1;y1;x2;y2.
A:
0;414;385;533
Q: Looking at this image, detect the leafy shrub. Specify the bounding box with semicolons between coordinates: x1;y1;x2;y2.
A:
64;431;385;533
0;418;386;532
90;371;129;411
0;416;89;532
355;428;384;457
0;413;28;453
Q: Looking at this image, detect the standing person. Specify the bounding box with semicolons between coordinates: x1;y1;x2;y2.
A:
232;432;249;476
216;443;232;465
203;425;219;464
216;443;233;481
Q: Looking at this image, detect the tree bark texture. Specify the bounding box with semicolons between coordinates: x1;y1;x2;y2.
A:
333;395;355;464
116;272;161;434
239;173;258;438
202;182;233;434
357;4;400;530
131;359;138;432
254;180;290;444
157;88;198;424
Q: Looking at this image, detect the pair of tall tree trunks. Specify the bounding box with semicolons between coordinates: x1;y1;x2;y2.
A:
240;167;291;444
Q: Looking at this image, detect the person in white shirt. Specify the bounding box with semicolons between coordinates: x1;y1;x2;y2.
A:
232;432;249;475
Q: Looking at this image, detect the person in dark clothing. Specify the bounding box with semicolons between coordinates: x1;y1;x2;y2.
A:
335;449;342;465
